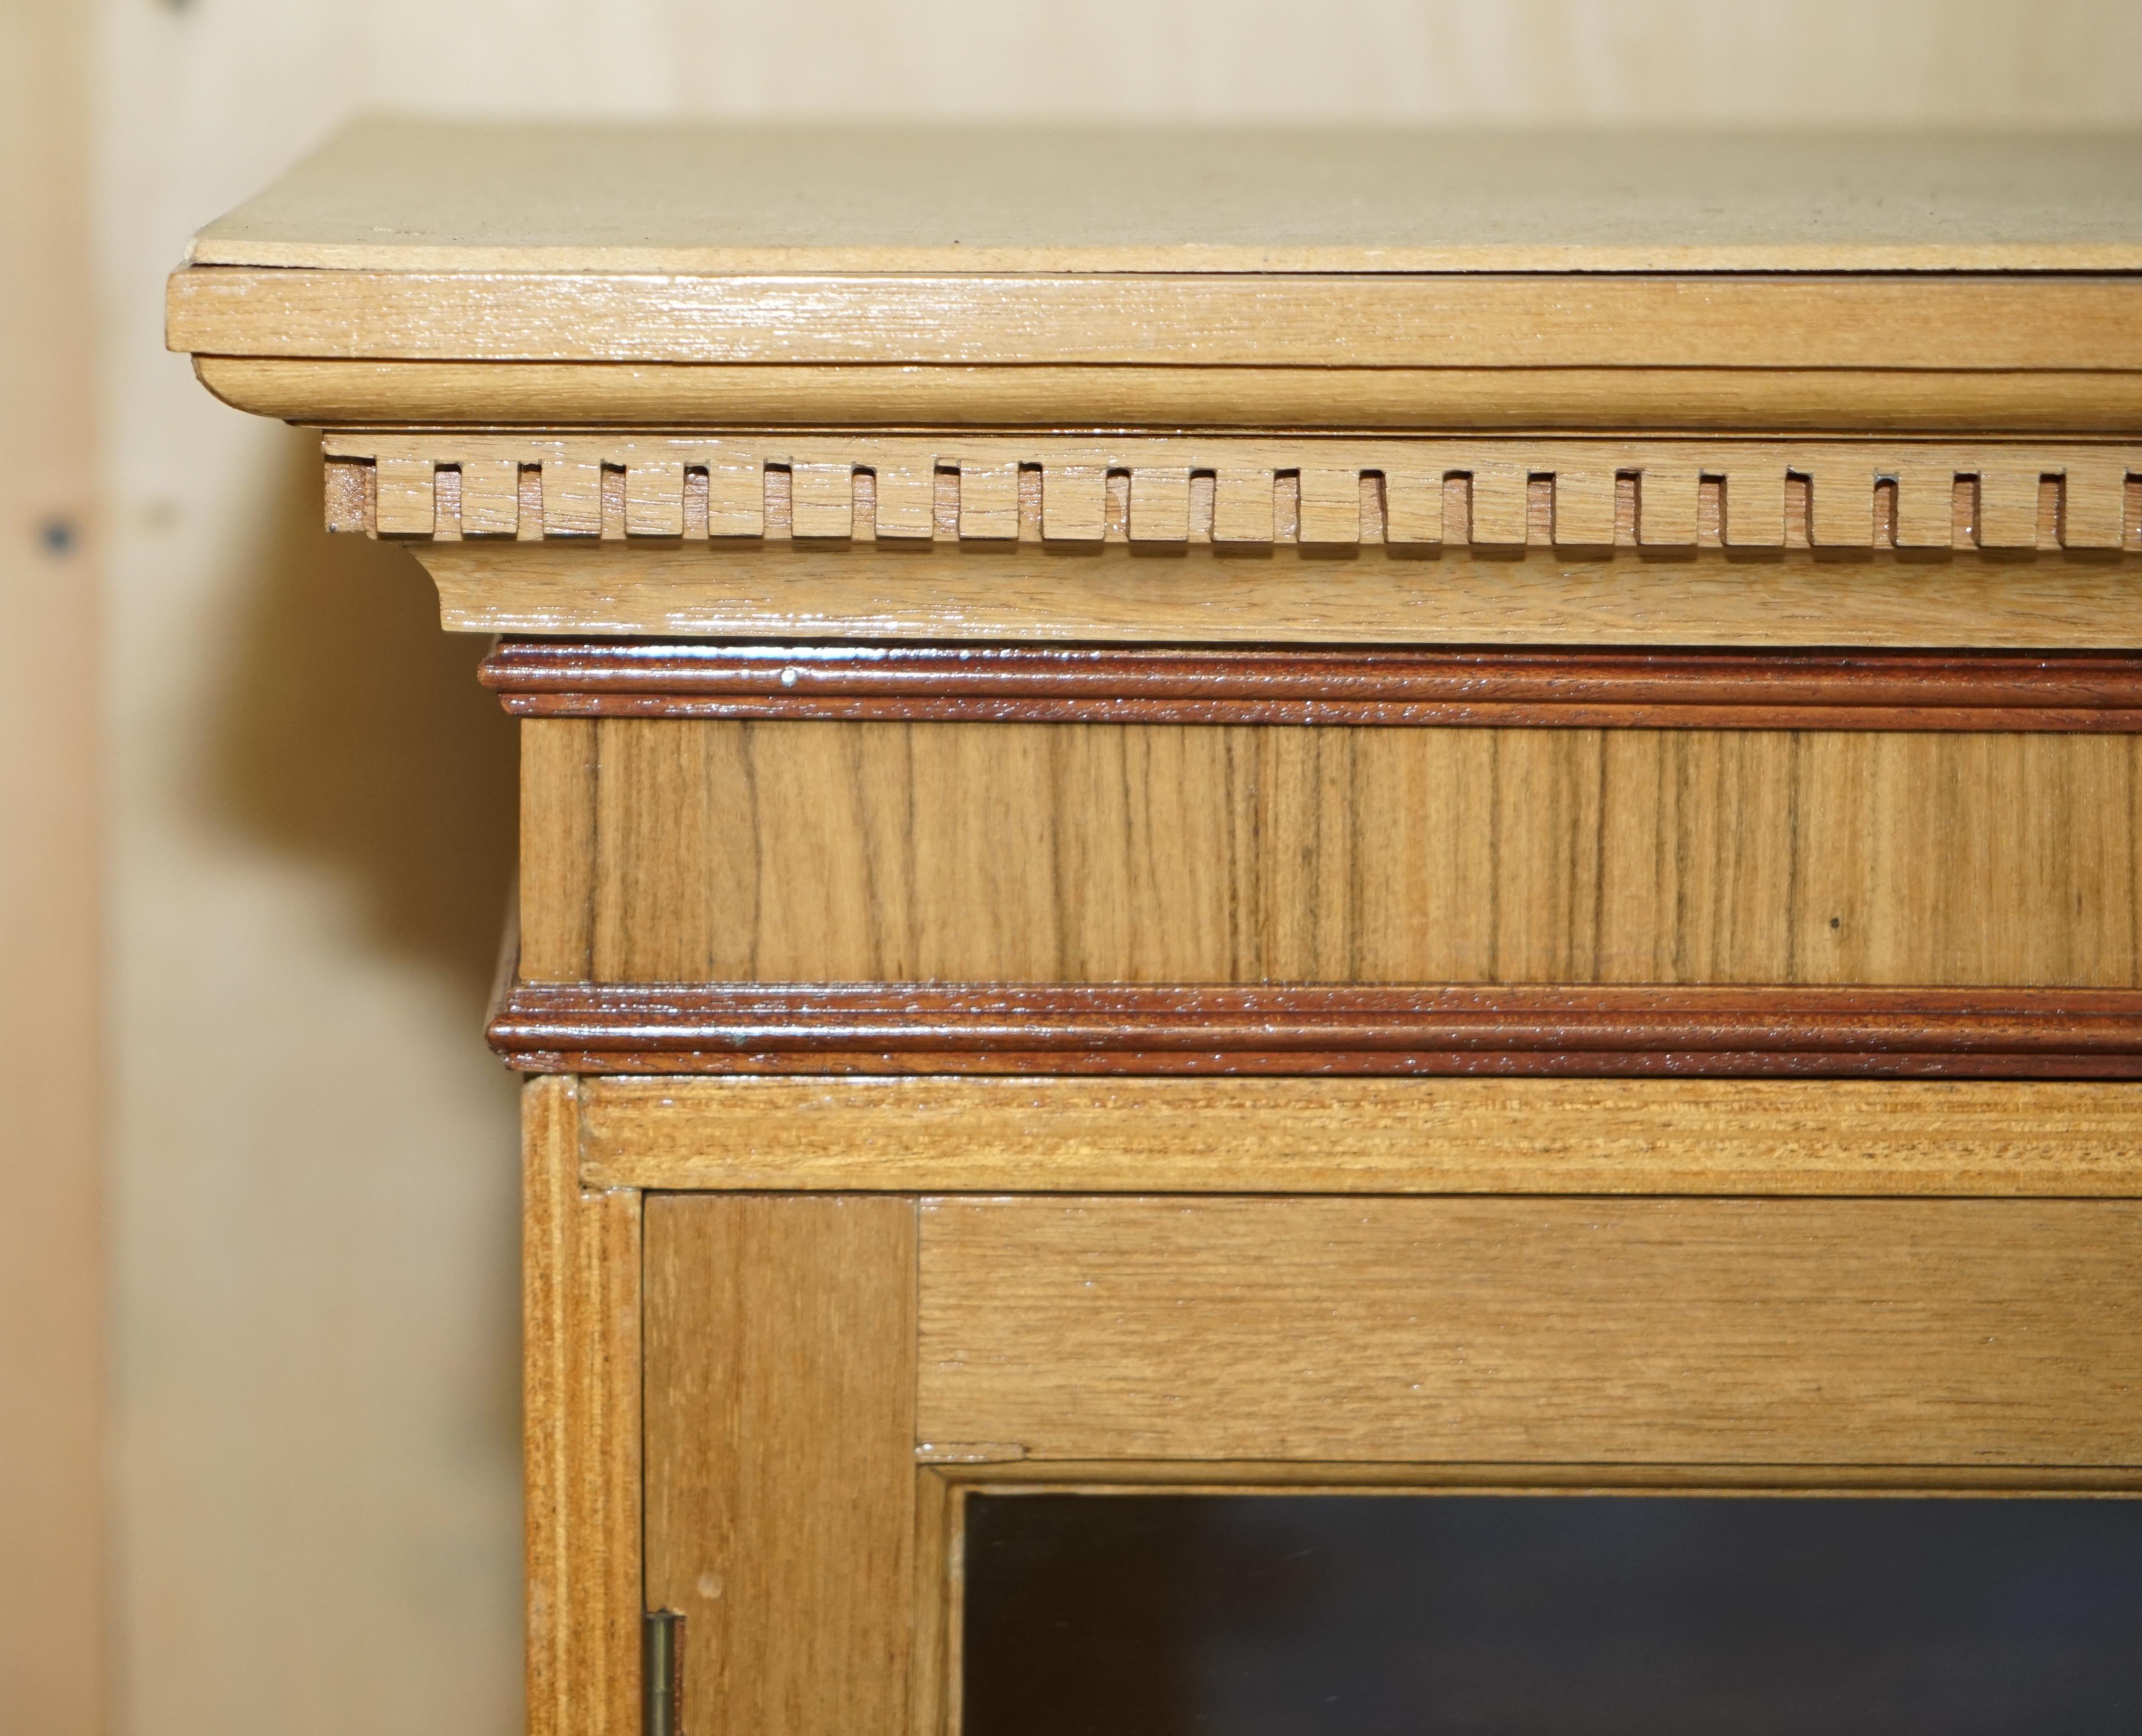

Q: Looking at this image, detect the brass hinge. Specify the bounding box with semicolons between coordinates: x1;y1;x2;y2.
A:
643;1609;683;1736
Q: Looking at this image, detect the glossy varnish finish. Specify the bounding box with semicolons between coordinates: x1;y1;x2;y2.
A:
489;981;2142;1078
483;641;2142;731
516;717;2142;989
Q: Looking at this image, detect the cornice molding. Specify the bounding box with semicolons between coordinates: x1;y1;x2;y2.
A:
324;433;2142;553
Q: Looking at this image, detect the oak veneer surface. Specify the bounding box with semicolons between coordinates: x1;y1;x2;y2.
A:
431;540;2142;648
182;120;2142;273
643;1194;917;1736
353;435;2141;549
383;443;2142;648
179;115;2142;1736
166;270;2142;371
166;124;2142;437
938;1461;2142;1494
205;356;2142;431
520;717;2142;988
576;1076;2142;1196
915;1197;2142;1466
522;1080;640;1736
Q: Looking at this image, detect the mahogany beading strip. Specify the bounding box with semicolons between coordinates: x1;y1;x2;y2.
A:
480;642;2142;731
499;698;2142;730
506;1052;2142;1080
488;981;2142;1079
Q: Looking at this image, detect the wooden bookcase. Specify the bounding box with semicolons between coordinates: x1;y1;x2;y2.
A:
170;119;2142;1736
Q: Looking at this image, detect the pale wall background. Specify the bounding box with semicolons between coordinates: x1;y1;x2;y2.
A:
69;2;2142;1733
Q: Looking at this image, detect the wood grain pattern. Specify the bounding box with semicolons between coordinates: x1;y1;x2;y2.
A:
483;642;2142;731
421;537;2142;648
205;356;2142;433
518;719;597;984
914;1197;2142;1465
490;981;2142;1078
523;1078;641;1736
643;1194;919;1736
167;269;2142;371
171;104;2142;1736
910;1469;956;1736
324;432;2142;552
518;719;2142;990
181;121;2142;276
573;1076;2142;1196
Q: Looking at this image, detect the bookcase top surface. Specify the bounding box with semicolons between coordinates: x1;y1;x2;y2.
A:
188;117;2142;274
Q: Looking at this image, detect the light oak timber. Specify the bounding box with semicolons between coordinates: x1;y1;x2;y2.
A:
519;718;596;986
911;1469;956;1736
522;1079;641;1736
936;1461;2142;1495
575;1076;2142;1197
325;431;2142;550
643;1194;918;1736
422;539;2142;647
181;121;2142;276
914;1197;2142;1466
196;356;2142;434
516;719;2142;989
166;270;2142;372
181;121;2142;1722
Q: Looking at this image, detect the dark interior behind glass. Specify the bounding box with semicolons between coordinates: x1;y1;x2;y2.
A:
963;1492;2142;1736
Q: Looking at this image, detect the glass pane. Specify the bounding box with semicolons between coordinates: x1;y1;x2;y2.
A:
962;1493;2142;1736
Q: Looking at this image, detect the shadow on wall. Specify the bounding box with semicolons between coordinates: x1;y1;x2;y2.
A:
170;424;526;1731
203;427;519;1004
